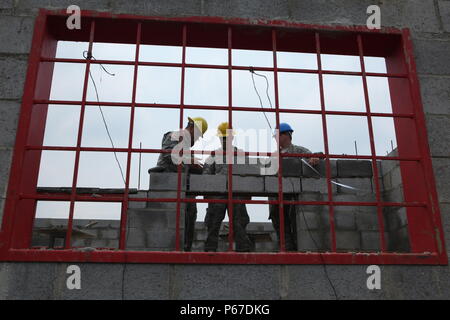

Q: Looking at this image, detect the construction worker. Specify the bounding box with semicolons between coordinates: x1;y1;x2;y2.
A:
156;116;208;251
203;122;253;252
269;122;319;251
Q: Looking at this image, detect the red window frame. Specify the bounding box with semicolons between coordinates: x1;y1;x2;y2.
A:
0;9;446;265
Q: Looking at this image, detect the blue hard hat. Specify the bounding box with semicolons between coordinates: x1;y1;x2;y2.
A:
279;123;294;134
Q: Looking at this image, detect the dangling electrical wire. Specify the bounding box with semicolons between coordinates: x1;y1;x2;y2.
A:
249;67;273;131
285;178;339;300
83;50;126;185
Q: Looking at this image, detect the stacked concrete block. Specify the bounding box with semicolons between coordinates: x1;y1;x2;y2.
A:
191;222;278;253
189;175;226;193
378;152;410;252
297;209;326;231
232;164;263;176
296;193;331;251
297;230;330;252
337;160;373;178
334;209;356;231
361;231;389;252
336;231;362;251
126;203;185;251
128;175;188;251
380;157;405;203
355;207;380;232
149;172;186;191
232;176;264;192
302;159;338;178
128;191;148;209
333;177;374;196
31;218;120;249
296;192;327;230
383;206;410;252
264;176;301;193
280;158;303;176
333;194;363;233
302;178;333;193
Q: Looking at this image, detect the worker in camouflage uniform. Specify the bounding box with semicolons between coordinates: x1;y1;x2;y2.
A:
156;116;208;251
203;122;252;252
269;123;320;251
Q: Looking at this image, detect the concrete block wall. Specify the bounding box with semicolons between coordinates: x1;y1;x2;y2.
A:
32;218;120;249
32;217;279;253
379;149;411;252
0;0;449;300
128;191;186;251
143;160;402;252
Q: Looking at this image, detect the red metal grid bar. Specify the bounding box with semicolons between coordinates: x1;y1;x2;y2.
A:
3;248;440;265
357;34;386;251
118;22;141;250
19;193;428;208
175;25;188;251
22;145;423;162
227;26;235;252
272;29;287;252
64;21;96;249
40;56;409;79
32;99;418;119
315;32;337;252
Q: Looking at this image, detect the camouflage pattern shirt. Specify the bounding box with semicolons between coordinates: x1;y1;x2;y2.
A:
203;146;246;175
156;130;191;172
280;143;312;156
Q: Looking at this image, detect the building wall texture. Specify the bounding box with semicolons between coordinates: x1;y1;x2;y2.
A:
0;0;449;299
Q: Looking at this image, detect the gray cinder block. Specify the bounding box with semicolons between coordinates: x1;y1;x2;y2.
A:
232;164;263;176
337;160;373;178
232;176;264;192
361;231;388;252
264;176;301;193
0;100;20;148
149;172;186;191
100;229;119;240
413;39;450;75
0;16;34;54
356;209;381;231
190;174;227;193
0;149;12;198
281;158;303;177
297;209;326;231
302;159;337;178
126;227;146;248
336;230;361;251
297;230;330;252
126;207;185;250
334;177;374;195
381;186;404;203
334;211;356;231
387;226;411;252
302;177;332;193
419;75;450;115
0;57;28;99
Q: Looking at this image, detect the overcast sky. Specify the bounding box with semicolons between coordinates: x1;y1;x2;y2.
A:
35;41;397;222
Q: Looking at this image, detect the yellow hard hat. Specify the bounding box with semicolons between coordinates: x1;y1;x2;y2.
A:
188;117;208;137
217;122;234;137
